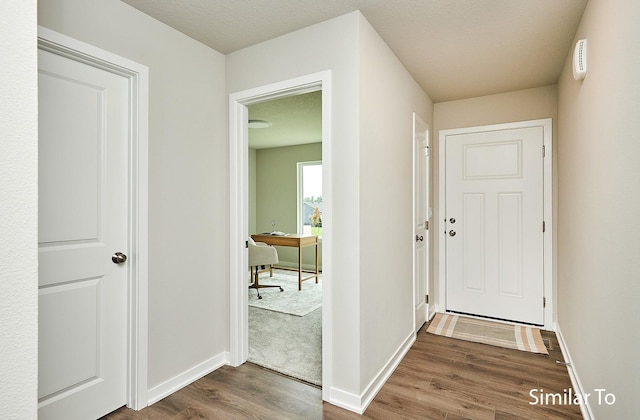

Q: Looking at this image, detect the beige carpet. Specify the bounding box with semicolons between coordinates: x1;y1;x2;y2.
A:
249;270;321;316
426;313;548;355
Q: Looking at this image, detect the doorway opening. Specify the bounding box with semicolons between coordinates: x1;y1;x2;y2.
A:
247;90;323;386
229;71;332;399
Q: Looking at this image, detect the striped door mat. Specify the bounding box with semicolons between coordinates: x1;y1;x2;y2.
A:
426;313;548;354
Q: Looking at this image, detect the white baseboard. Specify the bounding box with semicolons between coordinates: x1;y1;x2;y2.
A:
146;352;230;406
427;305;436;322
555;323;593;420
328;330;416;414
328;387;363;414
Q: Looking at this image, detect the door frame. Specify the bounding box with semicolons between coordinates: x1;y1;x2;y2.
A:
412;113;431;331
38;26;149;410
437;119;553;330
228;71;332;399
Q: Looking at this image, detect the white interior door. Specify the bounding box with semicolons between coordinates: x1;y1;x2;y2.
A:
38;46;129;420
445;126;544;325
414;114;430;331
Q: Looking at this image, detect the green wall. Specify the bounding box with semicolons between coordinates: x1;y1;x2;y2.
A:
250;142;322;269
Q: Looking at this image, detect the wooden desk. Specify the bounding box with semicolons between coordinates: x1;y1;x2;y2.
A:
251;234;319;290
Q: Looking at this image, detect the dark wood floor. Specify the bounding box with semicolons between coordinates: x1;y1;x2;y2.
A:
103;324;583;419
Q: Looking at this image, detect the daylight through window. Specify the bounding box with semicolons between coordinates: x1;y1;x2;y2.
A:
298;161;322;237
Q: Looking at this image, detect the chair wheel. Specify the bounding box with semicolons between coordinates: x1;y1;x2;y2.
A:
279;287;284;292
258;295;262;299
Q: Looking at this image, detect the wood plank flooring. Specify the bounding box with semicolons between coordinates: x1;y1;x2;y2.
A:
103;324;583;419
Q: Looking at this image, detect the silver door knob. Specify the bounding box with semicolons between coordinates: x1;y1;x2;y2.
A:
449;218;456;224
449;230;456;237
416;235;424;242
112;252;127;264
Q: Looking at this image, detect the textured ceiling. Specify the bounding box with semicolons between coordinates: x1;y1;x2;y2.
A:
121;0;587;102
120;0;587;148
248;91;321;149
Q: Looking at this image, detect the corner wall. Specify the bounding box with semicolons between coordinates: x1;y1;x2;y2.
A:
39;0;228;393
357;13;432;391
227;10;362;399
557;0;640;417
0;1;38;417
227;11;432;410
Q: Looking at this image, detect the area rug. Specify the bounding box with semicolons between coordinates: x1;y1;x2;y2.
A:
426;313;548;355
248;306;322;386
248;270;321;316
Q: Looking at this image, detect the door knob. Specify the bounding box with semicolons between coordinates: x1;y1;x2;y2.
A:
449;230;456;237
112;252;127;264
449;218;456;224
416;235;424;242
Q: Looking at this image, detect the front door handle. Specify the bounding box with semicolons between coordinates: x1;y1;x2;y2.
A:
416;235;424;242
449;230;456;237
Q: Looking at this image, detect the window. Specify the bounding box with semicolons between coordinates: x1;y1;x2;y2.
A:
297;161;322;237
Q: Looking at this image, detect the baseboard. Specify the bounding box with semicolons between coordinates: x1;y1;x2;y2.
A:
554;323;593;420
328;387;363;414
328;330;416;414
146;352;230;406
427;307;436;322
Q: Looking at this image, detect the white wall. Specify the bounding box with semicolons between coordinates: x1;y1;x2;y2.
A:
557;0;640;417
358;14;432;387
227;11;432;407
39;0;228;392
227;11;362;397
0;1;38;418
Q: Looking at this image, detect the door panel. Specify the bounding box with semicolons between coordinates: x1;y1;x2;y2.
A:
38;70;103;243
38;47;128;420
445;126;544;325
414;114;430;330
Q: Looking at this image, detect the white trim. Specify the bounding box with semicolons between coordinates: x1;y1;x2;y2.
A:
438;119;553;330
37;26;149;410
360;331;415;412
228;71;333;400
146;353;230;406
412;113;431;333
555;323;593;420
329;331;415;414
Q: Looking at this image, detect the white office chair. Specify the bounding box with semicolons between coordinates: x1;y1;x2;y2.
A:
248;237;283;299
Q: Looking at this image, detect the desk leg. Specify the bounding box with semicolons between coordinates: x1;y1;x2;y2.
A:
298;245;302;290
315;242;319;283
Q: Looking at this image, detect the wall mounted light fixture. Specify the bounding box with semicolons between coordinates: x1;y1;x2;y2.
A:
248;119;272;128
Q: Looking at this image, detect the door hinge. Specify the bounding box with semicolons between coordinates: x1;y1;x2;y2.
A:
424;146;430;157
542;221;546;232
543;297;546;308
425;220;429;230
543;145;546;157
425;294;429;304
245;240;249;249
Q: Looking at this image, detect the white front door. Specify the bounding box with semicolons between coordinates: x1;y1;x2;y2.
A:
444;125;544;325
414;114;430;331
38;45;129;419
